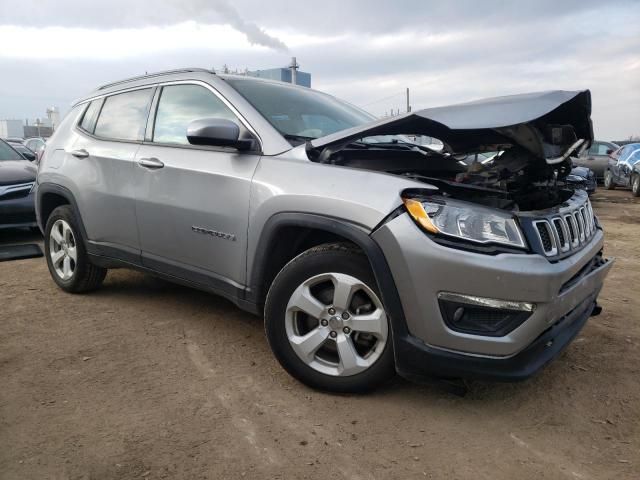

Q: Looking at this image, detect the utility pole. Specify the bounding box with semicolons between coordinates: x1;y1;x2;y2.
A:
406;88;411;113
289;57;299;85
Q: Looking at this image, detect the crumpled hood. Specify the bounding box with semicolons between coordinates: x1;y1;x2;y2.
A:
308;90;593;164
0;160;37;186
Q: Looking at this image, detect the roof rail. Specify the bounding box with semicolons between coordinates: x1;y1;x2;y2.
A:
97;68;215;90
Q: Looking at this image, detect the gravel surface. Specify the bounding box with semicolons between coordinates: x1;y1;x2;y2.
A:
1;189;638;479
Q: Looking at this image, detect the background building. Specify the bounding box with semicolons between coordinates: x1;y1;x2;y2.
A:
247;57;311;87
0;106;60;139
0;119;24;139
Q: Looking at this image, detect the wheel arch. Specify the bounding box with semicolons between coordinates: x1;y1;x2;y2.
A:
37;183;89;242
248;213;406;333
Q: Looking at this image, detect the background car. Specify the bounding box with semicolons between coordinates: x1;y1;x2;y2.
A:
604;143;640;196
575;140;619;181
0;139;38;229
24;137;46;153
567;165;597;195
11;143;37;161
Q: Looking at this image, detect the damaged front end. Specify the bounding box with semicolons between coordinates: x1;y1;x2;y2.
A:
307;90;593;213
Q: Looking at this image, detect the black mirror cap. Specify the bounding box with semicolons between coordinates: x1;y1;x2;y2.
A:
187;118;255;151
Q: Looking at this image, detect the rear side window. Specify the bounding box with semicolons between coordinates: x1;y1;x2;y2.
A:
79;99;102;133
153;84;239;145
94;89;153;141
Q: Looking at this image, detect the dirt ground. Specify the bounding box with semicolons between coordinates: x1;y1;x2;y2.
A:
1;189;638;480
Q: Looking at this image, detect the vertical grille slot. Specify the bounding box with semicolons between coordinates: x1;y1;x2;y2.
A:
574;211;585;243
580;207;590;236
534;220;557;256
552;218;569;252
565;214;578;247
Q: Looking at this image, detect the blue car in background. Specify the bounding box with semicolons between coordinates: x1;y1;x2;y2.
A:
604;143;640;196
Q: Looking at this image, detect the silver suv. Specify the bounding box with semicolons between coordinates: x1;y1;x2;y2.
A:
36;69;613;392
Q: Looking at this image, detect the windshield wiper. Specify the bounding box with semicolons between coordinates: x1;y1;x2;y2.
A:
283;134;316;145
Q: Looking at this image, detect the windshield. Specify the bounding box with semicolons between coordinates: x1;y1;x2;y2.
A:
225;78;374;142
0;141;23;161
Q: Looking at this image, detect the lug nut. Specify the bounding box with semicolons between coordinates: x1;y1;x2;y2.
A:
343;327;351;334
329;331;337;338
328;307;336;315
320;319;328;327
341;312;350;320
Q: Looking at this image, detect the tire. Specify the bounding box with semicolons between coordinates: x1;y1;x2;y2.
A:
265;243;395;393
604;170;615;190
632;175;640;197
44;205;107;293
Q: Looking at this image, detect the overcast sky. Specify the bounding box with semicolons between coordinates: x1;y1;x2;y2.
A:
0;0;638;140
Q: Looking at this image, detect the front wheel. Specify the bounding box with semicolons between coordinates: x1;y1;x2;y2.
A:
604;171;615;190
264;243;395;393
44;205;107;293
632;175;640;197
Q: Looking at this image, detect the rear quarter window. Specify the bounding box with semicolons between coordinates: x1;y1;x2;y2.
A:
79;99;103;134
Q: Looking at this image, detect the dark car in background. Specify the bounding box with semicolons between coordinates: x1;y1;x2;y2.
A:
0;139;37;229
11;143;37;161
605;143;640;196
567;165;597;195
575;140;619;181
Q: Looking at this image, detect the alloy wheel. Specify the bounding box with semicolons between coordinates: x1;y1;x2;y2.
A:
49;219;77;280
285;272;388;377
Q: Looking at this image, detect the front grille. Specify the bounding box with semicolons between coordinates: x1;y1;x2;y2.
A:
525;194;597;260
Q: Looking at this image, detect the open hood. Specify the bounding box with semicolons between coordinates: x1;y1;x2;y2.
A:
307;90;593;165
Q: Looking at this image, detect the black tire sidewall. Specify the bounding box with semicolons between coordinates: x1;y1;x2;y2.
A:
44;205;93;292
265;246;395;393
632;175;640;196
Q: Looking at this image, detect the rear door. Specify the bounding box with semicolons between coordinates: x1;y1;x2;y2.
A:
72;88;154;260
133;82;261;292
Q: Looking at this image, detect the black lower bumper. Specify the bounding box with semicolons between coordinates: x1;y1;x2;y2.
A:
393;292;598;383
0;193;37;229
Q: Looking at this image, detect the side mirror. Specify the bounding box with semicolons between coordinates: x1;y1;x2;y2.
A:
606;148;614;155
187;118;254;151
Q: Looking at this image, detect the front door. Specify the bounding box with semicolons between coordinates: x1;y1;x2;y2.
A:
133;83;261;293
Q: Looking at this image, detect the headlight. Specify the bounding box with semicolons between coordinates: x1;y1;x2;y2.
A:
402;196;526;249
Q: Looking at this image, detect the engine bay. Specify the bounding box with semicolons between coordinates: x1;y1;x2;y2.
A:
321;143;578;212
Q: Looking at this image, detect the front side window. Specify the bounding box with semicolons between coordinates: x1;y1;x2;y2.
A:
94;89;153;141
153;84;239;145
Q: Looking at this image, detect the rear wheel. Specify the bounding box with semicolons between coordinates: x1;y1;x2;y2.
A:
604;170;615;190
632;174;640;197
44;205;107;293
265;243;395;393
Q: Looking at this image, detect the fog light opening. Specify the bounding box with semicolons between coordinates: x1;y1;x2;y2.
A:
437;292;535;337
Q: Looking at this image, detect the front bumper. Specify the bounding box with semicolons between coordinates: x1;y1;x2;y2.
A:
394;291;599;382
372;213;613;380
0;192;37;229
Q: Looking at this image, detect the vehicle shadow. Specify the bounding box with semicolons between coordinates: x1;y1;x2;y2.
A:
89;269;573;405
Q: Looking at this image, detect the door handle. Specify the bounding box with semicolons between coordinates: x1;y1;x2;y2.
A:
70;149;89;159
138;157;164;169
